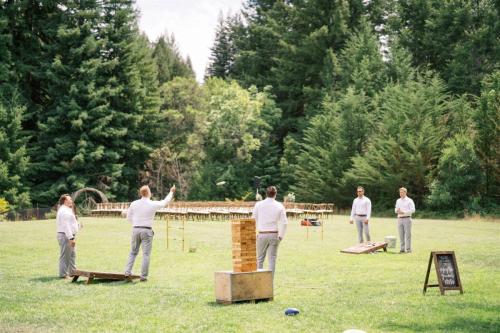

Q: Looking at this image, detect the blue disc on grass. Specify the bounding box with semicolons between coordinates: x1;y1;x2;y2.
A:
285;308;300;316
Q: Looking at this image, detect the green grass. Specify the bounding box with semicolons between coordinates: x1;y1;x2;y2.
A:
0;216;499;333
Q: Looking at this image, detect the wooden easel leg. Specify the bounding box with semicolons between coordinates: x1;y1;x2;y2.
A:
423;253;433;294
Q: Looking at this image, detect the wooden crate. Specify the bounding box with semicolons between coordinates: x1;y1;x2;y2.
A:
215;270;273;304
231;218;257;272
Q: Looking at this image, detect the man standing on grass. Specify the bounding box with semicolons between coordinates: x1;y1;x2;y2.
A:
56;194;79;278
124;185;175;281
395;187;415;253
349;186;372;243
252;186;288;275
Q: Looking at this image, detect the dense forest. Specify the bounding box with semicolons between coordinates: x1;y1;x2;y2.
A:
0;0;498;216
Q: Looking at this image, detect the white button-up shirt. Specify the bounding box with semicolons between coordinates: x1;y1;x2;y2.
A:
56;205;79;239
127;192;173;227
395;196;415;218
252;198;288;239
350;196;372;220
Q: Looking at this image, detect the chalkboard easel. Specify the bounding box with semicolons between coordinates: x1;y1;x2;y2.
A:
423;251;463;295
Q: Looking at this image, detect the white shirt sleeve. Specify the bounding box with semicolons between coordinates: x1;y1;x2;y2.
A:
127;204;134;223
60;210;74;239
152;191;174;208
407;199;416;214
278;206;288;239
252;204;258;220
395;199;400;214
350;199;356;220
366;198;372;220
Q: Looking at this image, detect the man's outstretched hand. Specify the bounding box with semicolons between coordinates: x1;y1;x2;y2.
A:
170;185;176;193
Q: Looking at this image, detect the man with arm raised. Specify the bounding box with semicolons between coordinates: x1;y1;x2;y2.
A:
124;185;175;281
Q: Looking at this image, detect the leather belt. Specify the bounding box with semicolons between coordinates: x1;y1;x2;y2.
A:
356;214;367;217
398;216;411;218
134;226;152;230
259;231;278;234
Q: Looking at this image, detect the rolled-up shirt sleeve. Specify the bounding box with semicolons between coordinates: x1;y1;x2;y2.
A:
153;191;174;208
350;199;356;220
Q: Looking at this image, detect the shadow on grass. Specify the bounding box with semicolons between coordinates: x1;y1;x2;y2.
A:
30;276;64;283
381;316;500;332
70;278;137;286
206;299;273;307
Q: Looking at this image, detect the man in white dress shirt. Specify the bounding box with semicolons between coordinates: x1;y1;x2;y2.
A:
349;186;372;243
395;187;416;253
252;186;288;274
56;194;79;278
124;185;175;281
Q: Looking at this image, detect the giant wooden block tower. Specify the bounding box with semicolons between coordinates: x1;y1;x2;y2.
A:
231;218;257;272
214;218;273;304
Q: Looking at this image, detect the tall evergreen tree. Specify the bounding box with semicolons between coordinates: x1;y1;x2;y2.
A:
3;0;63;134
329;18;388;98
389;0;500;94
0;95;31;209
474;70;500;207
344;74;451;209
0;3;31;208
30;0;161;203
206;13;243;80
427;134;483;213
152;34;194;85
291;89;370;204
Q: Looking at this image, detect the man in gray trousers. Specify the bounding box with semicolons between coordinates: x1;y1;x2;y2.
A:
395;187;416;253
252;186;288;275
125;185;175;281
56;194;79;278
349;186;372;243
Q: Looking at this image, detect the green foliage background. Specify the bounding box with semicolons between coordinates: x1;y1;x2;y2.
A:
0;0;498;215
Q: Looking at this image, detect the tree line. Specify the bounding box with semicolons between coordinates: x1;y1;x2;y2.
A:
0;0;498;216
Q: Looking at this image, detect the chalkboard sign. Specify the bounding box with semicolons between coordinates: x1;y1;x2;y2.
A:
423;251;463;295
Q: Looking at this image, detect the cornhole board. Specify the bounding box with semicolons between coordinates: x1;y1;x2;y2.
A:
341;242;388;254
71;270;140;284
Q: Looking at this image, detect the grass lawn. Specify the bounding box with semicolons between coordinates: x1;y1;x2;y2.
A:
0;215;499;333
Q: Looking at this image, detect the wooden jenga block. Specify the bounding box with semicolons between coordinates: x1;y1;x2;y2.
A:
231;218;257;272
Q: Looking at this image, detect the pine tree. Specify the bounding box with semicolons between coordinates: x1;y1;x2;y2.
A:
206;13;243;80
331;18;388;98
30;0;161;203
152;34;194;85
474;70;500;207
427;134;483;213
0;5;30;208
291;89;370;204
389;0;500;94
343;74;451;208
0;95;31;209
